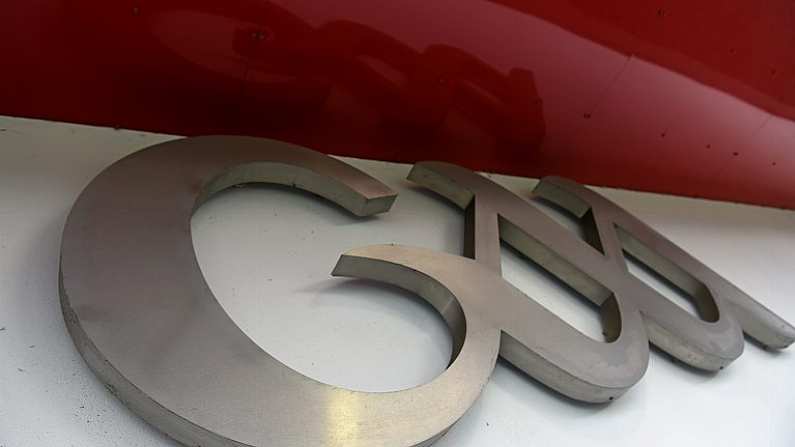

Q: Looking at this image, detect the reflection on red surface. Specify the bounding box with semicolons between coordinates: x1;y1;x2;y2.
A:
1;1;794;208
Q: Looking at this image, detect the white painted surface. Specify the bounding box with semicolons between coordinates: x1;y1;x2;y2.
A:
0;115;793;446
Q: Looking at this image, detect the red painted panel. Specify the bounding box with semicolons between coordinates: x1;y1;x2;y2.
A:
2;1;794;208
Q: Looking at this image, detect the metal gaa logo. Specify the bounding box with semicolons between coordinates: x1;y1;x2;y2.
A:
59;136;794;447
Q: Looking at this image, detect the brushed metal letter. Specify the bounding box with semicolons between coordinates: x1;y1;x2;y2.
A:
60;138;794;447
60;137;495;447
408;162;795;383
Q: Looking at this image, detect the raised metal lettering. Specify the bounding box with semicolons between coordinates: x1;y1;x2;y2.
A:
59;138;794;447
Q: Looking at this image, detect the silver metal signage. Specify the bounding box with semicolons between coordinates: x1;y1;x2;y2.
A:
59;136;794;447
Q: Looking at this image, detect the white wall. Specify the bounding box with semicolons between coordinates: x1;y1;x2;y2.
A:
1;116;793;446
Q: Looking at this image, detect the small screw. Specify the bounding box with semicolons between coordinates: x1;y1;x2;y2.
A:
251;30;271;41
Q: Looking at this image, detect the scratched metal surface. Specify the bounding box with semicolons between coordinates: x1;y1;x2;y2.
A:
1;115;794;446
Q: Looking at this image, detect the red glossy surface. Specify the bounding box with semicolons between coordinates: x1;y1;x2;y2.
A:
2;1;795;208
